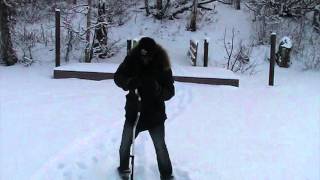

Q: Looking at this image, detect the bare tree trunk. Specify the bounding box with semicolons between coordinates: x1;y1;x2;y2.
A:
86;0;91;43
235;0;240;10
157;0;162;10
85;0;92;63
145;0;150;16
68;0;77;4
313;7;320;30
0;0;18;66
189;0;198;32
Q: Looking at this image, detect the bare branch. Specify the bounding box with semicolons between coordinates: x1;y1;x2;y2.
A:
198;0;216;5
198;5;214;10
170;2;194;18
199;0;231;5
169;0;220;18
229;28;235;69
3;0;13;8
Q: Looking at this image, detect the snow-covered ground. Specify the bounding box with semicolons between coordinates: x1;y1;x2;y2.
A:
1;62;319;180
1;2;320;180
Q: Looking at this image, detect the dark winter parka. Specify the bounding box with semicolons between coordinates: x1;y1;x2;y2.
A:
114;38;175;131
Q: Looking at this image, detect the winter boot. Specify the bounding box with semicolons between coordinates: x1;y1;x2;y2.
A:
117;167;130;180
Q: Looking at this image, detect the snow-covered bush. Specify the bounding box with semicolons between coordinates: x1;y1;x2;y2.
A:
14;26;38;57
298;32;320;71
7;0;65;65
245;0;320;71
231;41;257;74
246;0;320;44
103;0;131;26
223;28;257;74
9;0;136;64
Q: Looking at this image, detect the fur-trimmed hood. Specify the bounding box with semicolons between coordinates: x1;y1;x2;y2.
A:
128;43;171;71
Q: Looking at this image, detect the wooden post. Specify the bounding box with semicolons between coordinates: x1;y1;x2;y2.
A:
269;33;276;86
203;39;209;67
144;0;150;16
127;39;132;55
157;0;162;10
235;0;240;10
55;9;60;67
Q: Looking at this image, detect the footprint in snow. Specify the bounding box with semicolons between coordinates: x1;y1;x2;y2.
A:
111;137;117;143
96;143;106;151
77;175;84;180
174;168;191;180
58;163;65;169
92;156;99;164
76;161;88;169
63;171;73;180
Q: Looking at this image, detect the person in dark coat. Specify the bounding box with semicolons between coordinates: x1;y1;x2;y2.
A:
114;37;175;179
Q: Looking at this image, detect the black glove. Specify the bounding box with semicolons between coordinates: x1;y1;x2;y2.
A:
127;77;141;90
141;78;161;96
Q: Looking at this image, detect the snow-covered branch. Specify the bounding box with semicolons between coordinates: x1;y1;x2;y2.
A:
62;21;109;40
168;0;219;19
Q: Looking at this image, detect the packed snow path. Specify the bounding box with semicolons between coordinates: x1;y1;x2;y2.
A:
1;64;319;180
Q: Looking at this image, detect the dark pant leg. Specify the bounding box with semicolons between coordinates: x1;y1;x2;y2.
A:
149;124;173;177
119;119;139;170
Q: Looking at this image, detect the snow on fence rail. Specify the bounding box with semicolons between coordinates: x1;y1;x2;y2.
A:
53;63;240;87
